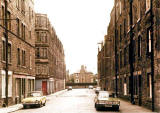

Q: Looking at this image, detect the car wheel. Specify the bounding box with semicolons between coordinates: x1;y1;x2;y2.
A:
38;102;42;108
96;106;99;111
23;105;27;109
43;101;46;106
94;103;97;108
116;107;119;111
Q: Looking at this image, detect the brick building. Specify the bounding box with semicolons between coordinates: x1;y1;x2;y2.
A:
0;0;35;106
98;0;160;111
35;13;66;95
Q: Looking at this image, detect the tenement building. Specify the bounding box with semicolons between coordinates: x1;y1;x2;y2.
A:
0;0;35;106
35;13;66;95
98;0;160;111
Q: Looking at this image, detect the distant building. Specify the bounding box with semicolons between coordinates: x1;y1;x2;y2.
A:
70;65;97;83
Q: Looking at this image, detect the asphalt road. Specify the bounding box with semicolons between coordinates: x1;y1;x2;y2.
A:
13;89;151;113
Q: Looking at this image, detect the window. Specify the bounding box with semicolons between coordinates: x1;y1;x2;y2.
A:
2;41;6;61
123;0;126;9
147;28;151;55
41;32;47;43
124;19;126;37
133;76;138;95
21;23;25;40
29;53;32;69
138;36;142;58
36;65;41;74
146;0;151;11
36;48;40;58
2;6;5;26
21;0;25;14
22;78;25;96
2;41;11;63
42;48;47;58
8;43;11;63
137;0;141;20
120;25;122;42
17;48;20;65
22;50;26;66
120;1;122;15
36;32;40;42
29;7;31;22
16;18;20;36
29;31;31;39
124;47;127;66
16;0;20;9
120;51;122;68
7;11;11;30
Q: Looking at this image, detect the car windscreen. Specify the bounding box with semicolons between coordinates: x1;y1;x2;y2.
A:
98;93;109;98
31;93;41;97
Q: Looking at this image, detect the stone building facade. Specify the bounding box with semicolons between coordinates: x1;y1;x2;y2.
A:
98;0;160;111
0;0;35;106
70;65;97;84
35;13;66;95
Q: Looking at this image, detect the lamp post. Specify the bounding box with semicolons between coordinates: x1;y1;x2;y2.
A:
150;0;154;111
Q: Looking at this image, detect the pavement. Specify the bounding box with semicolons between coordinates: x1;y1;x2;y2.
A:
0;89;67;113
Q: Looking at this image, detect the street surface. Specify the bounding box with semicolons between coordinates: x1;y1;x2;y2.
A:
13;89;151;113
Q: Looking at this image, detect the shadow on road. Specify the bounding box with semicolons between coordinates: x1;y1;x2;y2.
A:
96;107;120;112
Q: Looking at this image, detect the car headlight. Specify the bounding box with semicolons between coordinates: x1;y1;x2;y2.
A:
113;101;120;105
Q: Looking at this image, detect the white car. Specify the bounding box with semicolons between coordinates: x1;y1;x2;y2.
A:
68;86;72;90
89;85;93;89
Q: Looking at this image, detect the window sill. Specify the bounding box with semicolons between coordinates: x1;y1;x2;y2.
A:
2;61;12;65
145;8;151;15
22;66;26;68
137;18;141;23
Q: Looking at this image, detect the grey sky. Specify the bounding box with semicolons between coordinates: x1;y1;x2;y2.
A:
35;0;114;74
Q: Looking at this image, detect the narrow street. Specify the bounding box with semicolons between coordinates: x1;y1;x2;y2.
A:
13;89;151;113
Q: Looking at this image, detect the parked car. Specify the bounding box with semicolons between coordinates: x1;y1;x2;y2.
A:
95;87;101;94
68;86;72;90
94;91;120;111
22;91;46;108
89;85;93;89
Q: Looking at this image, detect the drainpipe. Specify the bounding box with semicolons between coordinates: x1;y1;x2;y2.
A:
114;0;118;97
129;0;134;104
150;0;154;111
4;0;9;107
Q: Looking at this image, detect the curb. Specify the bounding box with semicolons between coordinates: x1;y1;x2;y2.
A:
0;89;67;113
0;104;23;113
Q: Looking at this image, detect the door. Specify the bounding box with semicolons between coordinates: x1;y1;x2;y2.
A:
42;81;47;95
138;75;142;106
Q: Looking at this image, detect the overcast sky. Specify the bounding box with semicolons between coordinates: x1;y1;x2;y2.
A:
34;0;114;74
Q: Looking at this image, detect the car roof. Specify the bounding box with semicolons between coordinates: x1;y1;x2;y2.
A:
99;91;113;94
31;91;42;93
